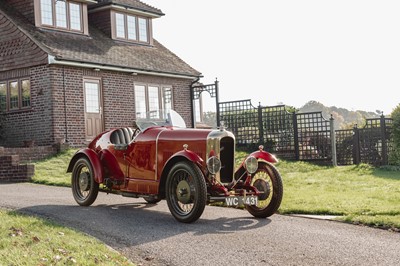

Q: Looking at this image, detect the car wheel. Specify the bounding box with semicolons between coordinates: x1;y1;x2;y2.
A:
166;161;207;223
71;157;99;206
245;162;283;218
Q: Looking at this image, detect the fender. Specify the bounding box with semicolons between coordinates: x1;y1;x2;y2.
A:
67;148;104;184
158;149;205;199
166;149;204;167
234;148;278;180
99;149;124;181
248;150;278;164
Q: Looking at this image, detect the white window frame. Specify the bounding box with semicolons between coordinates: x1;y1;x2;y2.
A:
112;11;151;44
134;84;173;118
35;0;88;34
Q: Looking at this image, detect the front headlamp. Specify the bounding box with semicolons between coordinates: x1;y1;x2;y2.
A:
245;156;258;174
207;156;221;174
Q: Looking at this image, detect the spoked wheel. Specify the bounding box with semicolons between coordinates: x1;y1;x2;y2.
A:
71;157;99;206
246;162;283;218
166;161;207;223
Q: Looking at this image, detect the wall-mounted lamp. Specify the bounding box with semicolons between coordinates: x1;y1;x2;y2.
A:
93;68;101;72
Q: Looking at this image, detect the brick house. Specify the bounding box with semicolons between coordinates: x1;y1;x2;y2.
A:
0;0;202;148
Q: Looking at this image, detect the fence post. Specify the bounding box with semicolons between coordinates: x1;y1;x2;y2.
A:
353;124;360;164
380;114;388;165
330;115;337;166
215;79;220;127
258;103;264;144
293;112;299;160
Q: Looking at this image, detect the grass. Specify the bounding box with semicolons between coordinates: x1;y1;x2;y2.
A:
0;209;133;265
32;149;77;186
236;150;400;230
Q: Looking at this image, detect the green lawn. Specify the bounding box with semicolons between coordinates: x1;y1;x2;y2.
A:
32;149;400;229
32;149;77;187
237;151;400;230
0;209;133;265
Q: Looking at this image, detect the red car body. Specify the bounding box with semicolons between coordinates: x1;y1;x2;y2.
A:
67;110;283;223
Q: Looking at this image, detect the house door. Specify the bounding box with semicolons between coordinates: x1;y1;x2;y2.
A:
84;79;103;141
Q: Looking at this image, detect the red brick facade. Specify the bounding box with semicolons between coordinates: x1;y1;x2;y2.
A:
1;64;193;147
0;145;59;162
0;1;198;148
0;154;34;182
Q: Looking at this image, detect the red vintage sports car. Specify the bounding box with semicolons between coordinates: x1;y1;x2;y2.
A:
67;110;283;223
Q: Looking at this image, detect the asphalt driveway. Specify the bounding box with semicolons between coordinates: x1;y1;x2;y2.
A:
1;183;399;265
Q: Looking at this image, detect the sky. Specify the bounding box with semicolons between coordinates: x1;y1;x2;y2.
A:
145;0;400;115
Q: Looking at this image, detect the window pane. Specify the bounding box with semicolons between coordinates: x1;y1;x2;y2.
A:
115;13;125;38
0;83;6;112
21;80;31;108
138;18;148;42
135;85;146;118
55;0;67;28
9;81;19;110
127;15;137;40
162;87;172;111
40;0;53;25
85;82;100;113
148;86;159;118
69;3;81;31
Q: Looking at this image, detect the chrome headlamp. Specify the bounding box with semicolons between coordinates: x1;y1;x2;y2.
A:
245;156;258;174
207;156;221;174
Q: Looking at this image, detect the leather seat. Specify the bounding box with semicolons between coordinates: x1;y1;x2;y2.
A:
110;128;134;144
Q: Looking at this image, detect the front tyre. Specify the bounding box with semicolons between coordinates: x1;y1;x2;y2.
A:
246;162;283;218
166;161;207;223
71;157;99;206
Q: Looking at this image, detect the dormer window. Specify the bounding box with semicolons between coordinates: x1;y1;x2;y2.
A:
35;0;89;34
113;11;149;43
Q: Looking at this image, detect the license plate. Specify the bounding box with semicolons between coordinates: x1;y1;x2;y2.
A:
225;196;258;207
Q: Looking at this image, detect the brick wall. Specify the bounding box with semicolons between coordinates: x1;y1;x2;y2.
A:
1;63;194;148
0;145;59;162
50;66;194;147
0;65;53;147
0;155;34;182
89;9;112;37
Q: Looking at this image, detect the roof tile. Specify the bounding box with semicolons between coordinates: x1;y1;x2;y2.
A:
0;1;200;77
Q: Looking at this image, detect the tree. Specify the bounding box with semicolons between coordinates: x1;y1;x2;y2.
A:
390;104;400;165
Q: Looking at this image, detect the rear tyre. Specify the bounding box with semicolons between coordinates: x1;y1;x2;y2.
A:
166;161;207;223
71;157;99;206
245;162;283;218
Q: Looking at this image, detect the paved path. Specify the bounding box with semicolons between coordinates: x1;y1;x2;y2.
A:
1;183;399;265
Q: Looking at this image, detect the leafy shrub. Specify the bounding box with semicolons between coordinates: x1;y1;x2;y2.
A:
390;104;400;165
